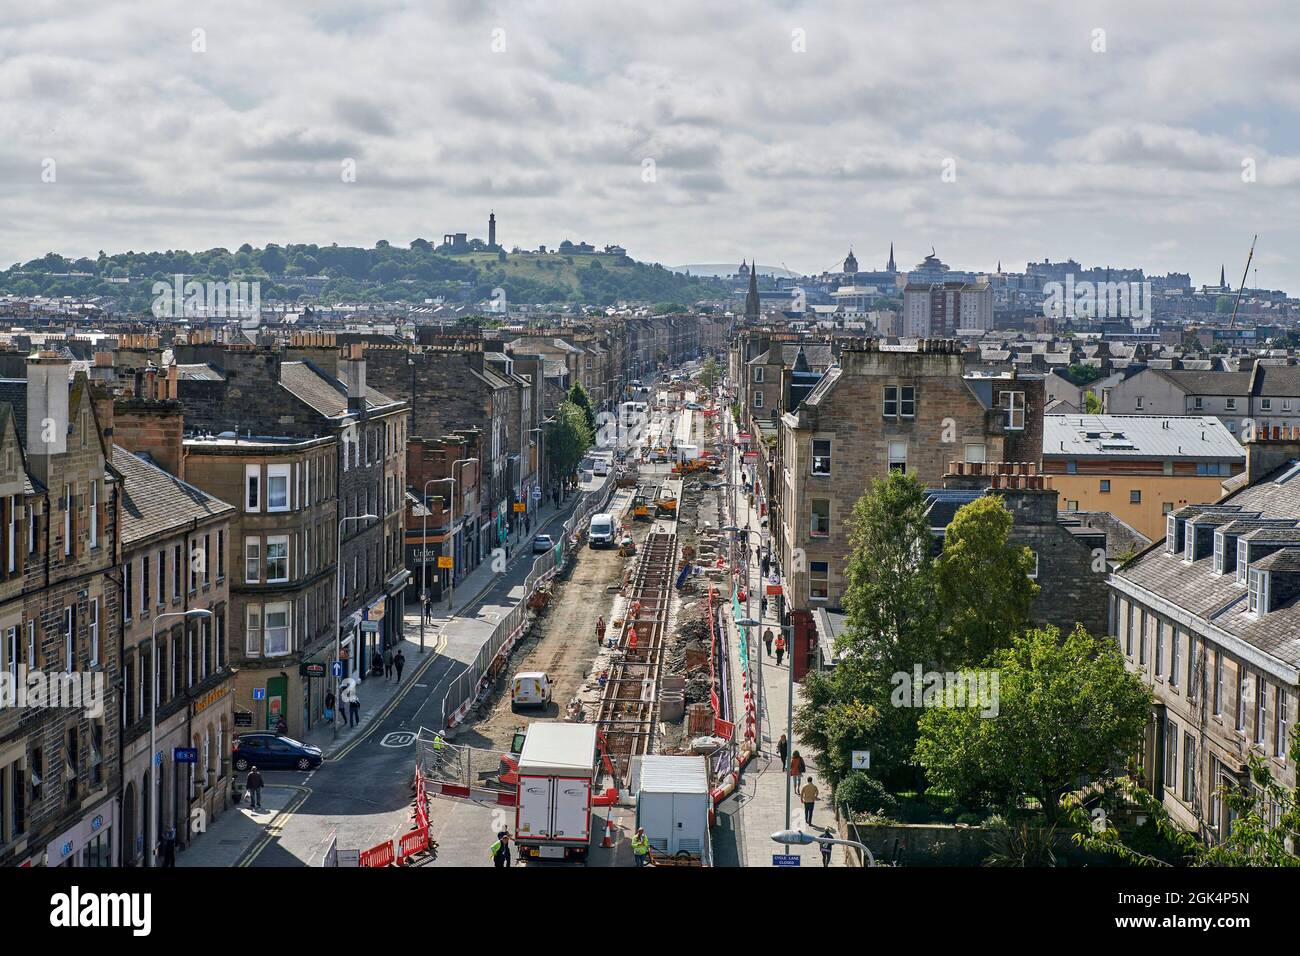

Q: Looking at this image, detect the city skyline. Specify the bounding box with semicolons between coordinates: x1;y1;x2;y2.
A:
2;1;1298;289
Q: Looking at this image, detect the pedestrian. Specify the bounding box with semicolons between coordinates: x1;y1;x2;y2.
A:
763;627;774;657
347;688;360;727
801;776;820;826
161;825;177;867
788;751;805;791
595;615;606;646
423;593;432;624
759;596;768;620
820;827;834;867
491;830;512;868
776;733;788;769
774;632;786;667
632;827;651;867
324;690;336;725
394;649;405;683
384;648;394;681
371;648;383;677
761;553;770;578
246;766;264;809
274;715;287;736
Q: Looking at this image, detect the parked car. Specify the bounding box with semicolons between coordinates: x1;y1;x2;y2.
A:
232;732;323;772
533;534;554;554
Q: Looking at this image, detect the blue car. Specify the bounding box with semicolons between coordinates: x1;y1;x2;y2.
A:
232;732;323;772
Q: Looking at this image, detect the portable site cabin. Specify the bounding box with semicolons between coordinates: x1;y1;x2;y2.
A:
635;755;711;864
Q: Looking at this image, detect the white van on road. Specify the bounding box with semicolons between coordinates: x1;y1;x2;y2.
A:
588;512;615;548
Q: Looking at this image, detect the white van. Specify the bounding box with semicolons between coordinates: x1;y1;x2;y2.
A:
589;513;615;548
593;459;609;477
511;672;553;710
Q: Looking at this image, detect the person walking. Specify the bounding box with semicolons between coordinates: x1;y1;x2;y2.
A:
245;766;264;809
274;715;288;736
595;615;606;647
632;827;651;867
820;827;834;867
800;776;820;826
763;627;775;658
776;733;788;770
384;648;394;682
347;687;360;727
490;830;512;868
393;649;406;683
324;690;336;725
774;632;786;667
371;648;383;678
788;751;805;793
422;593;432;624
161;825;177;867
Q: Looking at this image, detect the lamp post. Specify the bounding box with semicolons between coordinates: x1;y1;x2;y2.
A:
150;607;212;867
421;478;455;656
447;457;478;611
771;828;875;867
527;427;543;529
335;513;378;740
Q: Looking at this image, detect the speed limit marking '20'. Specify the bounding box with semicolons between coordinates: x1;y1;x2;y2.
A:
381;731;416;748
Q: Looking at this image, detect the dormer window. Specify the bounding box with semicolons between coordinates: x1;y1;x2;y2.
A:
1166;515;1177;553
1213;530;1225;573
1248;568;1269;615
1236;539;1249;586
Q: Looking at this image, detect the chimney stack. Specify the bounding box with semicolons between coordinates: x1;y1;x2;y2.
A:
341;342;366;412
25;351;70;484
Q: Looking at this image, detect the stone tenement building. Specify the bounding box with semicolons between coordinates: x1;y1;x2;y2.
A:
0;353;122;868
774;338;1044;613
1109;427;1300;843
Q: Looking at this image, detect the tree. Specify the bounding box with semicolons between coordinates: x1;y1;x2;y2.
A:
698;356;720;390
914;625;1151;820
1084;391;1103;414
566;382;596;433
547;400;593;481
935;495;1039;666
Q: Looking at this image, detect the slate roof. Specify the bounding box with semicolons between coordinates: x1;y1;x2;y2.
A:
113;446;234;547
278;361;400;418
1043;415;1244;460
1115;459;1300;667
1155;369;1252;395
177;363;224;381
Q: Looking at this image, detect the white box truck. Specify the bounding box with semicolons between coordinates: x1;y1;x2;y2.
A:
675;444;700;463
635;755;711;865
515;723;598;862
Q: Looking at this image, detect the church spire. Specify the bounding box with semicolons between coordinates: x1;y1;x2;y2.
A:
1220;264;1226;288
745;259;760;323
887;242;896;272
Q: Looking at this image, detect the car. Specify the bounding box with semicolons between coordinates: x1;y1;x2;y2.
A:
232;732;323;772
533;534;554;554
593;460;609;477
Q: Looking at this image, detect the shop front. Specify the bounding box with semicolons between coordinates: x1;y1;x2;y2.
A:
45;798;117;867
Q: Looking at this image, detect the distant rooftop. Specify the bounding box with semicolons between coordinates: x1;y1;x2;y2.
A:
1043;414;1245;460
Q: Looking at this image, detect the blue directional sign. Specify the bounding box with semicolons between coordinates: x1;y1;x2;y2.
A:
772;854;801;867
531;487;542;500
252;687;266;701
173;747;198;764
332;661;344;678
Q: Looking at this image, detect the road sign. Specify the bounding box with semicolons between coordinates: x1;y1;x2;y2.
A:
331;661;344;678
252;687;266;701
437;556;454;569
173;747;198;764
852;750;871;770
513;502;527;513
361;620;379;633
766;584;783;596
772;854;801;867
531;487;542;500
234;711;253;727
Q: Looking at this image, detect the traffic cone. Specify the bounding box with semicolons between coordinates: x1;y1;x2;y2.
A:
601;817;616;849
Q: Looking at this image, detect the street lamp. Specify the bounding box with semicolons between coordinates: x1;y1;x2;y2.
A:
771;828;875;867
150;607;212;867
420;478;455;656
335;513;378;740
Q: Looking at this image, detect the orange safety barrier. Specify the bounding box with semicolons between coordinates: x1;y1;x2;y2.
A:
359;839;395;868
397;827;430;863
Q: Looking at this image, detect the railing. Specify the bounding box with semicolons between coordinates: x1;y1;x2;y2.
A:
437;473;618;728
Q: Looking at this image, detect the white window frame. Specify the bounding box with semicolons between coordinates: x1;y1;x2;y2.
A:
888;441;908;474
266;535;290;584
89;480;98;549
266;464;291;513
63;606;73;674
63;484;72;556
245;538;261;584
811;439;832;477
809;561;829;601
246;606;262;656
89;598;99;667
1001;390;1025;430
264;602;291;657
245;464;261;513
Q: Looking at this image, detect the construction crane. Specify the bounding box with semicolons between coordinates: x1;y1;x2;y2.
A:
1227;234;1257;329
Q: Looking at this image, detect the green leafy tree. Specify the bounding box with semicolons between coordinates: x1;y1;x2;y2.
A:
547;400;593;481
1084;391;1103;413
935;495;1039;665
698;356;720;390
566;382;597;433
914;625;1151;820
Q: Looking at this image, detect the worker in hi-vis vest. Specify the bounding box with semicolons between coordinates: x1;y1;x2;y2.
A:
490;831;512;867
632;827;651;867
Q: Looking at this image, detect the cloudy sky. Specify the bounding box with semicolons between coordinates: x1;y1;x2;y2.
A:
3;0;1299;289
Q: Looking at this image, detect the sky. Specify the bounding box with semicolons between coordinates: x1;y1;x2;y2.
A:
2;0;1299;290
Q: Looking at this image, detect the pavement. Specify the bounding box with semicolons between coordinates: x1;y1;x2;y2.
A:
714;408;847;868
175;485;598;868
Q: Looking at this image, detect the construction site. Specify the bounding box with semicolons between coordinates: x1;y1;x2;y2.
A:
412;372;759;866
